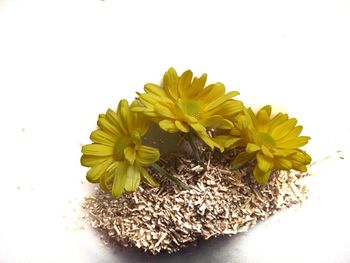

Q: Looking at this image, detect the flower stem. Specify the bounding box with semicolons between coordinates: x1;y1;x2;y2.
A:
151;163;190;191
186;132;204;165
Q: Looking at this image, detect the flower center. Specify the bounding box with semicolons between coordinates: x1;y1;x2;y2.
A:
113;136;132;160
258;132;276;147
181;99;201;119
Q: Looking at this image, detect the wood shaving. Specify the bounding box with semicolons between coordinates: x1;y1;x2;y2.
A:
82;148;309;254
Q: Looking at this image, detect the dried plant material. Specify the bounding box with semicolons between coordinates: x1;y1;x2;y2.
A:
82;148;309;255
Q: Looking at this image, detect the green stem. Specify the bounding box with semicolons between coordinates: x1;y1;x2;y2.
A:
186;132;204;165
151;163;190;191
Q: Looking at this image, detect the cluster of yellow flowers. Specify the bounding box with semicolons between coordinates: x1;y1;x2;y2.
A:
81;68;311;197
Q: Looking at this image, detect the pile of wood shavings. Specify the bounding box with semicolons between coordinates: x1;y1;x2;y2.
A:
82;149;308;254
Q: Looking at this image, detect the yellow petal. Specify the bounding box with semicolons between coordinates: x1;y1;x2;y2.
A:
258;105;272;117
86;158;113;183
270;118;297;140
124;146;136;164
163;67;179;100
253;165;272;185
99;162;120;191
197;131;224;152
117;99;134;134
154;103;175;118
188;74;207;98
132;110;149;136
178;70;193;98
290;150;312;164
124;164;141;192
271;148;296;157
81;155;110;167
270;113;289;131
204;89;240;111
136;145;160;166
199;115;231;129
159;119;179;133
246;143;261;153
261;145;274;158
197;83;225;101
140;167;159;187
105;109;128;135
82;144;113;156
273;158;293;170
97;114;122;137
175;120;190;132
256;152;274;172
190;122;206;133
277;136;311;149
206;100;243;117
112;161;128;197
137;93;158;109
231;151;256;169
144;83;166;97
90;130;116;146
256;107;270;132
214;135;242;149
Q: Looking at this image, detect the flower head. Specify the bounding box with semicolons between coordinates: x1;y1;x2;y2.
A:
81;100;160;198
133;68;243;151
225;105;311;184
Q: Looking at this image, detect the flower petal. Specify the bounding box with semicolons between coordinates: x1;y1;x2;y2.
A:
97;114;122;137
154;103;175;118
144;83;166;97
136;145;160;166
124;146;136;164
273;158;293;170
261;145;274;158
246;143;261;153
105;109;128;135
199;115;231;129
175;120;190;132
197;132;224;152
82;144;113;156
277;136;311;149
140;167;159;187
178;70;193;98
86;158;113;183
256;106;271;132
112;161;128;197
204;89;240;111
124;164;141;192
188;74;207;98
159;119;179;133
231;151;256;169
197;83;225;101
253;165;272;185
117;99;134;134
81;155;110;167
90;130;116;146
214;135;242;149
256;152;274;172
270;118;297;140
99;162;120;191
163;67;179;100
190;123;206;133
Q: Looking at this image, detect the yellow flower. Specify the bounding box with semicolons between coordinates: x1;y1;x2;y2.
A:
228;105;311;185
133;67;243;151
81;100;160;198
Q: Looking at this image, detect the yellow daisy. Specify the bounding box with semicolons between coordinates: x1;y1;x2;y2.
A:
228;105;311;185
81;99;160;198
133;67;243;151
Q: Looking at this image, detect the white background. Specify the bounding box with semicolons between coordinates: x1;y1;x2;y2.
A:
0;0;350;262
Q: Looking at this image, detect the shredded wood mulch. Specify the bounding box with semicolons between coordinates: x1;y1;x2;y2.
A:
82;148;308;254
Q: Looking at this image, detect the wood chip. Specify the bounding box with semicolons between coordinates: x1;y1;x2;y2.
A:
82;148;309;254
